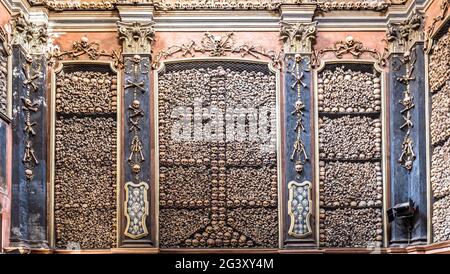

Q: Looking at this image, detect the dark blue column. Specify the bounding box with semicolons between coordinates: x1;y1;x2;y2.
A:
389;43;427;246
283;54;315;247
121;54;153;246
10;46;47;248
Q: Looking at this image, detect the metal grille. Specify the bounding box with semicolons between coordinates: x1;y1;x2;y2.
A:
158;60;278;248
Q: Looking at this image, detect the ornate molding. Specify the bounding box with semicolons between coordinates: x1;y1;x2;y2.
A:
316;1;390;12
152;32;282;69
25;0;404;12
153;0;290;11
10;12;48;55
280;21;317;54
117;21;155;55
386;10;424;53
28;0;116;11
50;36;123;68
314;36;386;67
288;180;313;238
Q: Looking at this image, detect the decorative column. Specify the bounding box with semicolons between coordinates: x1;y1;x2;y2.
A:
280;20;317;247
117;20;155;247
386;11;427;246
9;12;49;249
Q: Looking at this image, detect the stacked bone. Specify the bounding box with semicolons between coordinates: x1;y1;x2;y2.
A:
317;65;383;247
320;208;383;247
159;166;211;208
55;71;117;113
158;63;278;248
318;116;382;160
430;30;450;243
54;68;117;249
0;50;7;116
317;66;381;113
319;161;382;208
54;117;117;249
430;84;450;146
429;30;450;93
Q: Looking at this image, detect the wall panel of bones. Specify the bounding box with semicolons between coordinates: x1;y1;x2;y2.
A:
3;0;450;253
157;60;279;248
50;37;121;249
430;23;450;243
314;36;386;247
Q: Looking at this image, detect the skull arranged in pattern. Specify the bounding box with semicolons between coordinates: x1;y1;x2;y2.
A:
317;63;383;247
54;65;117;249
158;61;278;248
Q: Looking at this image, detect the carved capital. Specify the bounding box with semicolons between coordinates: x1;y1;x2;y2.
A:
280;21;317;53
117;21;155;55
386;10;424;54
10;12;48;54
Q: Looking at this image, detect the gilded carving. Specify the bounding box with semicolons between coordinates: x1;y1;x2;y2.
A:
117;22;155;54
279;21;316;53
10;12;48;54
287;181;312;238
152;32;282;69
386;11;424;53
